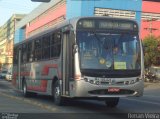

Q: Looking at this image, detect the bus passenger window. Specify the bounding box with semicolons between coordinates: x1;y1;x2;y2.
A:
51;31;61;58
22;44;27;63
34;38;42;61
42;35;51;59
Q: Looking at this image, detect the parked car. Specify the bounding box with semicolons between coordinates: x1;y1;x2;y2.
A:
0;70;8;79
5;71;12;81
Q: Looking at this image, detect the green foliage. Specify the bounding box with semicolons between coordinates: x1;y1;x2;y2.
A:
143;35;160;68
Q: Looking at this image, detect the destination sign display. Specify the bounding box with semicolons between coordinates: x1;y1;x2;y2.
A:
80;20;95;28
77;19;137;30
99;21;134;30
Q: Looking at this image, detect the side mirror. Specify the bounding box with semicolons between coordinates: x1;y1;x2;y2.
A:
73;45;78;54
31;0;51;2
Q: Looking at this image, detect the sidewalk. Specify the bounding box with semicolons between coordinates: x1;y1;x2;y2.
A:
144;81;160;89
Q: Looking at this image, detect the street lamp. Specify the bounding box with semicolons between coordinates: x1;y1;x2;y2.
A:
31;0;51;2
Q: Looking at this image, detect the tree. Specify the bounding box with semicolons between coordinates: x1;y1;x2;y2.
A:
143;35;160;68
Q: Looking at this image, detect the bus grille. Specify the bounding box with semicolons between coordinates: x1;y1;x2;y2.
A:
88;89;135;95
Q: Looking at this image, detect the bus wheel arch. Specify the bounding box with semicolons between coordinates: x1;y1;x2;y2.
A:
22;77;36;97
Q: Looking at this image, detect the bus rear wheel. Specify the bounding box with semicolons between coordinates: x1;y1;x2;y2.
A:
53;80;64;106
105;98;119;107
22;80;29;97
22;80;36;97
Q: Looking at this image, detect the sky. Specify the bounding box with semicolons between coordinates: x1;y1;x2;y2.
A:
0;0;41;26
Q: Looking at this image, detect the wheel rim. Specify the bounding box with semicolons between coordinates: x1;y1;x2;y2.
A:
23;83;26;95
55;86;60;100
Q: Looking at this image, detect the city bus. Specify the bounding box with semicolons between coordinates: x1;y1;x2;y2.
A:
13;16;144;107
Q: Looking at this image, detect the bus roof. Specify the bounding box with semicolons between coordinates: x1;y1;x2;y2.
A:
14;16;138;47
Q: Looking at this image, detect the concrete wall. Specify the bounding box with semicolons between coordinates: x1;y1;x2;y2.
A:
141;1;160;39
141;20;160;39
143;1;160;13
15;0;143;43
14;0;64;43
26;3;66;37
67;0;142;24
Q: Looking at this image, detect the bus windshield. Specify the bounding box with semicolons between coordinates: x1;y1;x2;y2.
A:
77;31;141;71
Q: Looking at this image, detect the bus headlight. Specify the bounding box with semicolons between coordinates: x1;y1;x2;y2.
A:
95;81;100;85
124;81;130;85
130;80;135;84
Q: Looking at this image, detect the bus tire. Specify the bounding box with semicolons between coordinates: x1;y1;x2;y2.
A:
22;80;30;97
105;97;119;108
53;80;64;106
22;80;36;97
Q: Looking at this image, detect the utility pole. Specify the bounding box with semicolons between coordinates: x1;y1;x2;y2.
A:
144;18;158;37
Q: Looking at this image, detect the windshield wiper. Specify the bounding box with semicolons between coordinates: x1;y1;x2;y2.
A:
91;31;109;51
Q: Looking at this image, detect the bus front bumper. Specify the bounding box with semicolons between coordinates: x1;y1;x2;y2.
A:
69;78;144;98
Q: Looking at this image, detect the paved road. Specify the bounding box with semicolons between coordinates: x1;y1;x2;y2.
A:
0;80;50;113
0;79;160;119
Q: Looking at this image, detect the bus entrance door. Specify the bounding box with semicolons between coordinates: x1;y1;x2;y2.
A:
62;32;70;96
62;31;74;96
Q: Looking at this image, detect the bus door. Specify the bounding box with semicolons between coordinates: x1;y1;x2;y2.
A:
17;47;22;90
62;31;73;96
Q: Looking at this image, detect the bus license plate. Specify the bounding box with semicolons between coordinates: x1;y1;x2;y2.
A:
108;88;120;92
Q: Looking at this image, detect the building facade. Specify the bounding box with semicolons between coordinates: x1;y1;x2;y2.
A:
141;0;160;39
0;0;156;73
15;0;66;43
67;0;142;24
0;14;25;70
15;0;142;43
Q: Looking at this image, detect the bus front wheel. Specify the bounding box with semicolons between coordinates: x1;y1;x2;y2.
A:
53;80;64;106
105;98;119;107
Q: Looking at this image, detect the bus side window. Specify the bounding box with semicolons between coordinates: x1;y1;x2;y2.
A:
42;34;51;59
34;38;42;61
27;41;34;62
22;44;27;63
51;31;61;58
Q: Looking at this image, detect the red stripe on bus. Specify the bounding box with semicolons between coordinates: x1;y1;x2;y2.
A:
42;64;58;75
12;74;17;86
12;72;34;87
27;86;44;92
41;80;47;91
41;64;61;79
